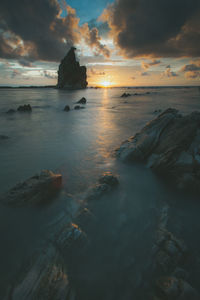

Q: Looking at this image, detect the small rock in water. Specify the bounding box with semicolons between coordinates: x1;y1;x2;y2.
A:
6;109;16;114
98;172;119;187
77;97;87;104
154;109;162;113
17;104;32;112
64;105;70;112
74;105;84;110
121;93;131;98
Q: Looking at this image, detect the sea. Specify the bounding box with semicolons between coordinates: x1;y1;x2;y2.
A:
0;86;200;299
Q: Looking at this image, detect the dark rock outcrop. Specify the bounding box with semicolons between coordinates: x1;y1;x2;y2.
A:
77;97;87;104
17;104;32;112
57;47;87;89
64;105;70;112
1;170;62;206
116;109;200;192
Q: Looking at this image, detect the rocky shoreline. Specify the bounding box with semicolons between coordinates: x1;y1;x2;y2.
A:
1;108;200;299
116;108;200;194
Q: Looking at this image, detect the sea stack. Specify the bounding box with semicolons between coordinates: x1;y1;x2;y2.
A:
57;47;88;89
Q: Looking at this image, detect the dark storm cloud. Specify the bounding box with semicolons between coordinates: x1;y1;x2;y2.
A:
100;0;200;58
0;0;79;61
180;61;200;79
0;0;110;62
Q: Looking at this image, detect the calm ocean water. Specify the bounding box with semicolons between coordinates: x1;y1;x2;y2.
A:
0;86;200;298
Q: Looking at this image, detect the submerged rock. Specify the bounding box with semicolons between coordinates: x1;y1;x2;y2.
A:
116;108;200;192
121;93;131;98
0;135;9;140
155;276;199;300
64;105;70;112
1;170;62;206
17;104;32;112
98;172;119;187
6;109;16;114
77;97;87;104
57;47;88;89
74;105;84;110
86;172;119;201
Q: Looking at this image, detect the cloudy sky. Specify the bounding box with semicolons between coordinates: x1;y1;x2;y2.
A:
0;0;200;86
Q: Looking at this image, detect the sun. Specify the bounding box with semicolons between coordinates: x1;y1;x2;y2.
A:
100;80;112;87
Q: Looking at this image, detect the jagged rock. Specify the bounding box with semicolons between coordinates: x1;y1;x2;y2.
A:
116;108;200;192
57;47;87;89
64;105;70;112
17;104;32;112
6;109;16;114
155;276;199;300
77;97;87;104
4;222;86;300
1;170;62;206
121;93;131;98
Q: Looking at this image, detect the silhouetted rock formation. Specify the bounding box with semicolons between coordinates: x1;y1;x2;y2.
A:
116;108;200;192
57;47;87;89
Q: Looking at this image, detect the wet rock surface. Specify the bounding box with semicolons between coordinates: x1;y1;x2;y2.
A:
1;172;120;300
3;221;86;300
116;108;200;192
151;204;200;300
57;47;88;90
1;170;62;206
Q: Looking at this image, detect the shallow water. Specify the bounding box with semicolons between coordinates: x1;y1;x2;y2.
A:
0;86;200;298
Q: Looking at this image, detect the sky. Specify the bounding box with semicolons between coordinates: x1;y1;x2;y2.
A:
0;0;200;87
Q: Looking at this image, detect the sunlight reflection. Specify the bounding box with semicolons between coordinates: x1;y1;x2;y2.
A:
95;89;117;162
